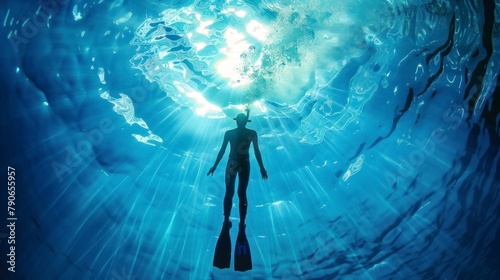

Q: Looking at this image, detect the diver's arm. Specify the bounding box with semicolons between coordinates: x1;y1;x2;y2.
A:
208;132;229;175
252;131;268;180
213;136;228;167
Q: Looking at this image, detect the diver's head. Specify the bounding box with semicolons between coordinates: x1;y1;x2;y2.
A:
234;113;250;128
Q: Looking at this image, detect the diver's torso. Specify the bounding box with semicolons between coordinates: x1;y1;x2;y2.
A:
227;128;256;160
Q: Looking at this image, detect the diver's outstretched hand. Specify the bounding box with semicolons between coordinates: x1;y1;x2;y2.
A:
207;166;216;176
260;168;268;181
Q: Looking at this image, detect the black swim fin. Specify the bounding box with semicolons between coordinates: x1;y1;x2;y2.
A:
234;223;252;271
213;221;232;269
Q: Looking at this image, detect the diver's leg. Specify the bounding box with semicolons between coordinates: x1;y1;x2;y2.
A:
224;159;238;222
237;160;250;225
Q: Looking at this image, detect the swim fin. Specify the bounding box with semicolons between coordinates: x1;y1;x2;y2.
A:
213;221;232;269
234;223;252;271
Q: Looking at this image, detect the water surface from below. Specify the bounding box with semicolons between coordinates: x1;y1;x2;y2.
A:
1;0;499;279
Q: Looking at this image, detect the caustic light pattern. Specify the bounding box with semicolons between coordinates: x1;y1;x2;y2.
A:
1;0;500;279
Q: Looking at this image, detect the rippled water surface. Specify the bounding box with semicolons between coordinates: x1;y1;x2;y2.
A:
1;0;499;279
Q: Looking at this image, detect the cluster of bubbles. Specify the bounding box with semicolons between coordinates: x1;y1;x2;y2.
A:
130;0;384;111
130;0;455;144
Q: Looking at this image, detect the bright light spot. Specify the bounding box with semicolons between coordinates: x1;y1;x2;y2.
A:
98;67;106;84
43;102;49;106
204;202;217;207
114;12;132;25
369;261;389;271
100;91;150;129
246;20;268;42
158;50;169;59
168;61;187;78
215;28;252;87
342;154;365;181
193;42;207;50
253;100;267;112
235;104;246;111
235;10;247;17
174;81;224;117
195;13;213;35
222;8;247;18
224;28;246;46
261;134;275;138
132;131;163;146
72;5;83;21
22;18;29;27
254;53;263;67
417;201;431;213
3;9;10;27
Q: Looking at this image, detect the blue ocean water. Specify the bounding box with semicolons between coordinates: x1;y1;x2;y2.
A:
1;0;499;279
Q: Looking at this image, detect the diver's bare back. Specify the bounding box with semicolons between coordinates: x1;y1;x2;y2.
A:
227;128;256;159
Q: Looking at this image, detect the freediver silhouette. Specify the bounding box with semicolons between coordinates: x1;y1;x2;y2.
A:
208;107;268;271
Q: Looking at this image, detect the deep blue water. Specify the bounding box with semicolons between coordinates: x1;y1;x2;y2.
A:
1;0;499;279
